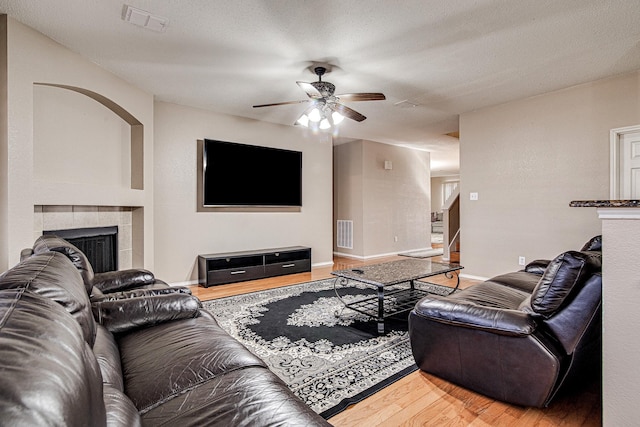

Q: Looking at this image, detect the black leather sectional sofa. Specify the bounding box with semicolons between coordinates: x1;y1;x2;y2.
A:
409;236;602;407
0;235;330;426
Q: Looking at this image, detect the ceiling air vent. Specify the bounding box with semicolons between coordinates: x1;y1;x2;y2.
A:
122;5;168;32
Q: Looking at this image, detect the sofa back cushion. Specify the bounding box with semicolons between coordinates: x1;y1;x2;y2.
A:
580;235;602;252
529;250;601;318
0;252;97;347
0;289;106;426
33;235;95;293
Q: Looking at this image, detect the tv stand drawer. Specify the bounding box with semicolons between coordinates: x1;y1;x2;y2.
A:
265;259;311;277
207;266;264;286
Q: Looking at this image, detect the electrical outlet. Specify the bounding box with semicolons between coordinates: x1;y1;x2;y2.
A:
518;256;526;266
470;192;479;201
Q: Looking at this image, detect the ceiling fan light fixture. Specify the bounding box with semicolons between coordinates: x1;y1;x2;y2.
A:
331;111;344;125
308;108;322;122
319;118;331;130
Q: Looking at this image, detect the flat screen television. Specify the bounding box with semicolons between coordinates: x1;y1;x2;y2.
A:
202;139;302;207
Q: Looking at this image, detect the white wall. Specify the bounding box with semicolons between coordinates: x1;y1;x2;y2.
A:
1;17;154;270
459;71;640;278
153;101;334;284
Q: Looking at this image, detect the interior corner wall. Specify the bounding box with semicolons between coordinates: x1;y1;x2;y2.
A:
459;71;640;278
0;15;8;271
333;141;364;256
333;139;431;259
4;17;154;269
153;101;334;284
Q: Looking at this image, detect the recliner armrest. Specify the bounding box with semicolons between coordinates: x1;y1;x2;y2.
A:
92;293;202;334
93;269;157;293
412;296;538;336
91;286;192;302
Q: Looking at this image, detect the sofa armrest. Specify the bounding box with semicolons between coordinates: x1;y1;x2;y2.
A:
92;293;201;334
524;259;551;275
93;269;157;293
413;295;538;336
91;286;192;302
20;248;34;262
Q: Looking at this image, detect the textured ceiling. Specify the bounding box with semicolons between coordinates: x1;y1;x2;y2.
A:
2;0;640;176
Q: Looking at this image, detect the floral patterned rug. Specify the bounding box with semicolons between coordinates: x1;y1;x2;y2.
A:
202;278;454;418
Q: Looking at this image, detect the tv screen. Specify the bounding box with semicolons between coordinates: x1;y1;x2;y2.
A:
202;139;302;207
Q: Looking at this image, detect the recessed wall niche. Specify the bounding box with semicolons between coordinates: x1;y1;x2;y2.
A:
32;83;143;190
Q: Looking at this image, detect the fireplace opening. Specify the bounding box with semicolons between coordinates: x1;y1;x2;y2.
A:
43;226;118;273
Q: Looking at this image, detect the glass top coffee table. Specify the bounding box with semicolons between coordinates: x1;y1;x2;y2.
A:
331;258;463;334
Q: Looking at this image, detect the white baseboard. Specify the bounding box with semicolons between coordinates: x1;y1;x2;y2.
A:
169;279;200;287
312;261;334;268
459;273;490;282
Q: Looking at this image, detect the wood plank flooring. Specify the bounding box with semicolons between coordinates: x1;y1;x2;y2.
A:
189;254;601;427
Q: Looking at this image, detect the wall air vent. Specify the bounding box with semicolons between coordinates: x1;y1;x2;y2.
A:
337;220;353;249
122;5;168;32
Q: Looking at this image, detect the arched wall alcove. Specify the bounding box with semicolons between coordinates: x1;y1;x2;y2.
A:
33;83;144;190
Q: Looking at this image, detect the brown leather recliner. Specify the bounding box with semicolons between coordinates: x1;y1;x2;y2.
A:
408;237;602;407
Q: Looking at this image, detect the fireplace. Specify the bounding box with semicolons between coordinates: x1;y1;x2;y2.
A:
43;226;118;273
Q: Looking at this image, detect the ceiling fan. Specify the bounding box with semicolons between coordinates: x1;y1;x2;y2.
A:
253;66;385;129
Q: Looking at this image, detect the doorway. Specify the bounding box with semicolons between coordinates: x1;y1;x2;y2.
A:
610;125;640;199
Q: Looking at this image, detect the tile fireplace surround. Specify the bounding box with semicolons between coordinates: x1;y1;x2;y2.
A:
34;205;134;270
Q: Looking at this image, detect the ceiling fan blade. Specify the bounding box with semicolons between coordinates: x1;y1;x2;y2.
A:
297;81;323;99
336;93;386;102
330;103;367;122
253;100;308;108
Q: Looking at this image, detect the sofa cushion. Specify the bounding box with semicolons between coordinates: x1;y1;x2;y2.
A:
92;293;201;334
94;324;124;391
33;235;95;293
0;252;97;347
103;385;142;427
0;289;106;427
117;315;267;413
529;250;601;318
487;270;541;293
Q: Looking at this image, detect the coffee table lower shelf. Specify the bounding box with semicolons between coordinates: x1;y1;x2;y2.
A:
333;281;433;333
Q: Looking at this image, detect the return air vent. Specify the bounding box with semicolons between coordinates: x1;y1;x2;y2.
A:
122;5;168;32
337;220;353;249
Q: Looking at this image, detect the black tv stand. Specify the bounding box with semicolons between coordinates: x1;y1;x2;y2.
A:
198;246;311;287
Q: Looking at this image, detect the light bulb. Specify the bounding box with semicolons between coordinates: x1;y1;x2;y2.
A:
296;114;309;127
319;118;331;130
332;111;344;125
308;108;322;122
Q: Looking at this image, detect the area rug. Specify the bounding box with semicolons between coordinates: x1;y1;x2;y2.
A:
201;278;454;419
399;248;443;258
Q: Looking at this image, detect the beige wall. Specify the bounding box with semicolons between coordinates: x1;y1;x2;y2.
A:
1;17;154;270
459;71;640;278
333;141;364;255
153;101;334;284
0;16;8;269
334;139;431;258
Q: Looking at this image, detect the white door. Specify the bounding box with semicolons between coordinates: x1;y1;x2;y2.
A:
620;131;640;198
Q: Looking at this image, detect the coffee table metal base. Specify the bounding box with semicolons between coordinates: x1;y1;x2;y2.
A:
334;279;437;333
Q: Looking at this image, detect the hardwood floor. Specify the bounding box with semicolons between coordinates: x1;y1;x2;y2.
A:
189;254;601;427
